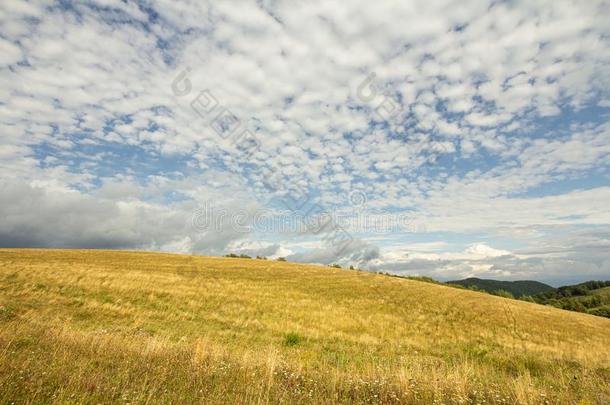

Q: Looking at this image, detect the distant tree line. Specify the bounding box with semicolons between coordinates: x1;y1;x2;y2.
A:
224;253;286;261
224;253;253;259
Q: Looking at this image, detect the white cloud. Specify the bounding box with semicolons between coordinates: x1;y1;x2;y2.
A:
0;37;22;66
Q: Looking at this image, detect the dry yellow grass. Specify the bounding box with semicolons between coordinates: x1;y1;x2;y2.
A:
0;248;608;404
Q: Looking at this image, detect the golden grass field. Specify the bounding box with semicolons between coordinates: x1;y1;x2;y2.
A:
0;249;609;404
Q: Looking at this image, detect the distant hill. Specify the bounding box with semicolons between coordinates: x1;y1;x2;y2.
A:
447;277;554;297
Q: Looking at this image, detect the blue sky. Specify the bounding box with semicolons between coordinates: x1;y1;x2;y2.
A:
1;0;609;285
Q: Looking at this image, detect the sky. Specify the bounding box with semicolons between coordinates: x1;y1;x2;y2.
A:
1;0;610;286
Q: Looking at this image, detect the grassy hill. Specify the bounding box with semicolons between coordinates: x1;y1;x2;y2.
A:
1;249;609;404
447;277;554;297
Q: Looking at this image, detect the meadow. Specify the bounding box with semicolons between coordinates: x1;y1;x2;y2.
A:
0;249;609;404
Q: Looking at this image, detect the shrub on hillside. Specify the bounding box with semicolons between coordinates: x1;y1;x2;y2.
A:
491;290;514;299
405;276;439;284
587;305;610;318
